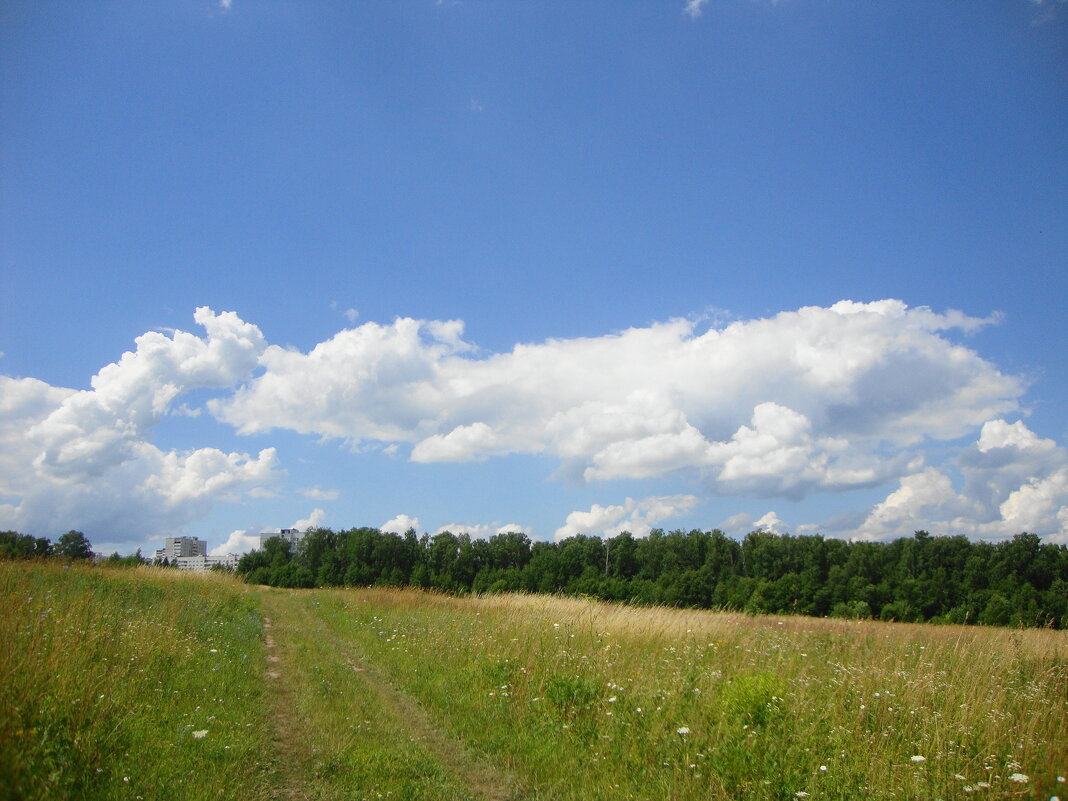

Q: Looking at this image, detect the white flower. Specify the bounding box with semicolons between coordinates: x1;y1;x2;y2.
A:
607;696;617;703
1008;773;1029;783
676;726;690;735
1059;777;1066;783
795;793;810;799
819;766;827;772
191;730;208;739
910;755;926;763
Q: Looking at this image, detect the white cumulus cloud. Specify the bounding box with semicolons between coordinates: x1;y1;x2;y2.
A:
381;514;421;534
435;522;531;539
210;529;261;556
210;300;1021;503
292;508;327;532
851;419;1068;542
0;310;277;546
554;494;700;541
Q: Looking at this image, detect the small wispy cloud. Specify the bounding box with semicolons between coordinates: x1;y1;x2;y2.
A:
219;0;233;12
1031;0;1067;24
299;487;340;501
171;403;202;418
684;0;709;18
469;98;484;113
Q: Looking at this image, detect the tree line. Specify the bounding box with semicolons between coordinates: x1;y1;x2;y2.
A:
236;527;1068;628
0;529;143;566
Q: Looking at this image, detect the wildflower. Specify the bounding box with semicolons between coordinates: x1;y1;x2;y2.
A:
1008;774;1029;783
191;730;208;739
976;782;991;789
795;793;810;798
676;726;690;735
910;755;926;763
607;696;617;703
1059;777;1066;784
819;765;827;772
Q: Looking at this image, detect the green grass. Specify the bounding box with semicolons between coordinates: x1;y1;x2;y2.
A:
307;587;1068;801
256;590;481;801
0;562;274;801
3;566;1066;801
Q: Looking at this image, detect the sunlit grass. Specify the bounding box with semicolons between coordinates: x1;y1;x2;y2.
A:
0;562;274;801
256;590;478;801
4;565;1064;801
306;586;1068;801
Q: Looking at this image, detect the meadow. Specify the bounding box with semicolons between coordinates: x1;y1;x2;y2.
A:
0;562;275;801
2;562;1065;801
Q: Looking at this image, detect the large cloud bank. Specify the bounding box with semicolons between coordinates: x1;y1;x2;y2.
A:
0;309;278;544
3;300;1066;546
212;299;1020;498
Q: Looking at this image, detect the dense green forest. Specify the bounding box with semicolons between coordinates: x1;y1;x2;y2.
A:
236;527;1068;628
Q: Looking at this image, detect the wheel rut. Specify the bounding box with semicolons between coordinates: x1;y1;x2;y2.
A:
260;593;523;801
261;614;312;801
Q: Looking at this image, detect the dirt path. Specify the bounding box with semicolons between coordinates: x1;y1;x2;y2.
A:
259;592;522;801
261;614;313;801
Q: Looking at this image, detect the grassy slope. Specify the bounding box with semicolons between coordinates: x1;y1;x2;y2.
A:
3;566;1066;801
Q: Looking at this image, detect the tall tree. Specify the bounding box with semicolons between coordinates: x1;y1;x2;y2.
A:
55;530;93;560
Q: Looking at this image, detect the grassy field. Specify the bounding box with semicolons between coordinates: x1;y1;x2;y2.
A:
2;563;1066;800
0;562;275;801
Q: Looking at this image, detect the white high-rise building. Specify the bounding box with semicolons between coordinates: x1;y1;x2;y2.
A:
154;536;207;562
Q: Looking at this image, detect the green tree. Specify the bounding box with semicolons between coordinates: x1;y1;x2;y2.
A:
55;530;93;560
0;531;52;559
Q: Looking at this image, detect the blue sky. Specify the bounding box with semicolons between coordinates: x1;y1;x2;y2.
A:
2;0;1066;556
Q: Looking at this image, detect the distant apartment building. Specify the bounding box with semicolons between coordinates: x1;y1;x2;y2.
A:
152;536;237;571
154;536;207;562
259;527;304;550
172;553;239;571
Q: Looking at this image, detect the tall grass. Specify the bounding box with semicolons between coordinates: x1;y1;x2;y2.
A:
0;562;274;801
4;567;1064;801
307;587;1068;801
